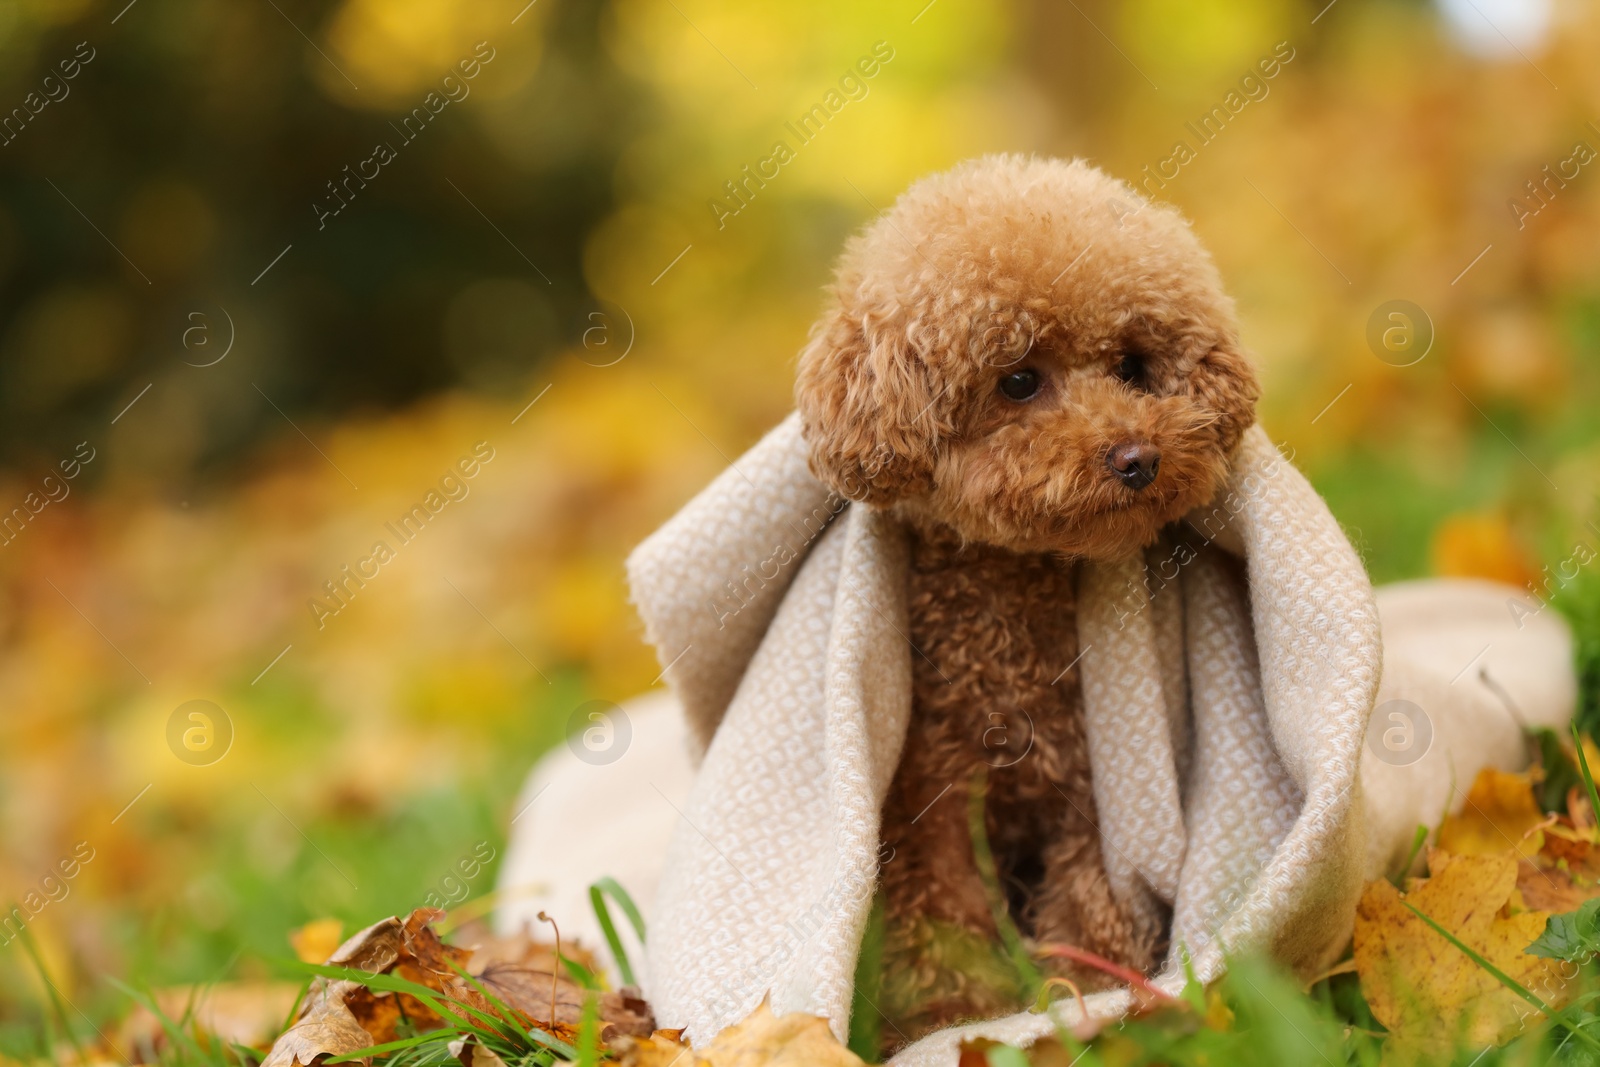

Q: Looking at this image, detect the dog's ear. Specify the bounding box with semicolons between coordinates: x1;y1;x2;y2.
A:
795;301;941;506
1183;335;1260;456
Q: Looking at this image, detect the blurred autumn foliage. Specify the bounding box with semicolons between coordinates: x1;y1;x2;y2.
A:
1;0;1599;1047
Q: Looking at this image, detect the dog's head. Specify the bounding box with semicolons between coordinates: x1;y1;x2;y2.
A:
795;155;1259;561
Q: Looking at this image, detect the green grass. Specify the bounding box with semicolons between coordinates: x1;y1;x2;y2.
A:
0;670;590;1061
6;877;649;1066
1555;570;1600;739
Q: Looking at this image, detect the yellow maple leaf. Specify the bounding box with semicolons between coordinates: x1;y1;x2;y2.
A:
1436;769;1547;860
1355;851;1560;1048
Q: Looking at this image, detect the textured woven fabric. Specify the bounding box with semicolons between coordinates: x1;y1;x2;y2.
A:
622;413;1566;1065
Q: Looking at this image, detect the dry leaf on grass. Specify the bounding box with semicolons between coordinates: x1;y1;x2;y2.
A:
613;1003;865;1066
1355;851;1561;1048
261;908;654;1067
446;1035;510;1067
1518;829;1600;913
452;920;653;1040
261;979;379;1067
473;960;653;1039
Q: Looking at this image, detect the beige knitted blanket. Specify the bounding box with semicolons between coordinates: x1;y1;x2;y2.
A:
618;412;1570;1065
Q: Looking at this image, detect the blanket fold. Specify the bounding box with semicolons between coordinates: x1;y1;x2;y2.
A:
1077;555;1188;927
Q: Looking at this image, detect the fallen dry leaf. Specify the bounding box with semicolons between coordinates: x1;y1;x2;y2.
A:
446;1035;510;1067
452;919;653;1041
1518;830;1600;913
261;979;379;1067
473;960;654;1041
613;1031;697;1067
1436;769;1547;860
260;908;654;1067
614;1003;864;1067
458;921;604;977
1355;850;1561;1048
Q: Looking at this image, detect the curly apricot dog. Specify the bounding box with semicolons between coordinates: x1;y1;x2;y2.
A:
793;155;1260;1048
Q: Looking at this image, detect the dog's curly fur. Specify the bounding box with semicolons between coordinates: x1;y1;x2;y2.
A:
793;155;1260;1050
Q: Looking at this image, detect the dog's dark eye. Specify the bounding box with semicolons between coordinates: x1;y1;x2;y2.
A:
1113;351;1145;387
998;368;1040;401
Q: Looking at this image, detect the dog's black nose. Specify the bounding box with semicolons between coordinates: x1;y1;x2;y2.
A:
1106;439;1161;490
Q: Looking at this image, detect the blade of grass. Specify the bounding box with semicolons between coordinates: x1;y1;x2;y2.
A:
561;954;602;992
1177;944;1206;1015
325;1030;467;1062
15;922;88;1066
1571;723;1600;831
285;961;469;1026
967;766;1044;998
1402;902;1600;1051
445;958;581;1059
591;877;646;943
279;978;311;1035
225;1039;264;1066
589;884;635;987
575;992;600;1067
846;895;885;1062
106;978;217;1066
1391;824;1429;887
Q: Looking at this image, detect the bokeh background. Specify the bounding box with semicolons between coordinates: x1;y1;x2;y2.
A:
2;0;1598;1049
